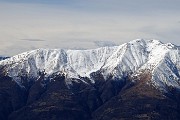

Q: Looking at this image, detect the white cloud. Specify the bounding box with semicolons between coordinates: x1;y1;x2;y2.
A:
0;1;180;55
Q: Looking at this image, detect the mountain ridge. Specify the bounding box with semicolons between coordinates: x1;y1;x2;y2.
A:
0;39;180;92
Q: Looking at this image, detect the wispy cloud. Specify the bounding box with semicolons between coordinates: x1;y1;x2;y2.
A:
21;39;46;42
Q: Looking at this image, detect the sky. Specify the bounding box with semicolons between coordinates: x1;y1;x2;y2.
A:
0;0;180;56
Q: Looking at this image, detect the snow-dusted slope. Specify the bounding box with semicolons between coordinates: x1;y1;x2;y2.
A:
0;39;180;91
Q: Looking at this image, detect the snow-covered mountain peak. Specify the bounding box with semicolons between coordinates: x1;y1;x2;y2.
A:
0;39;180;91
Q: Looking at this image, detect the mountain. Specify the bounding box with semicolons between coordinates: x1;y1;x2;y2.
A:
0;39;180;120
0;56;9;61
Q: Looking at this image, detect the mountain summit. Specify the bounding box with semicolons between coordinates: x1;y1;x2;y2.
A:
0;39;180;120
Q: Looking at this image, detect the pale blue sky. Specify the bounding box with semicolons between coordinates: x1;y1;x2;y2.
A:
0;0;180;55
